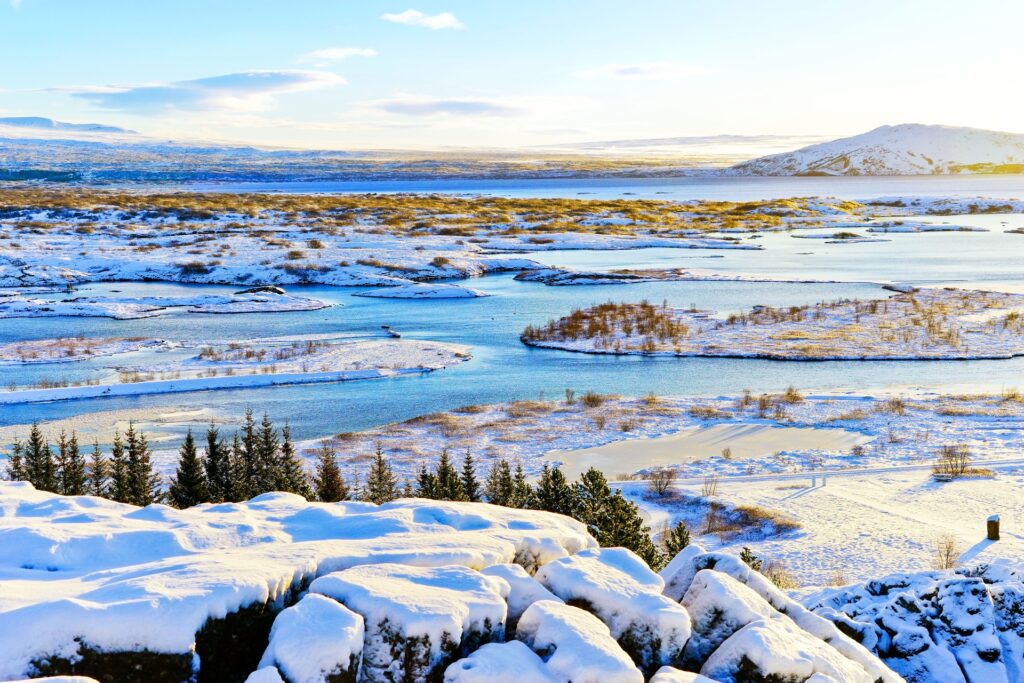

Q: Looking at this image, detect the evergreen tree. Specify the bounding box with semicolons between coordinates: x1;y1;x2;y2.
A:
484;459;513;506
168;429;209;508
663;521;691;558
56;431;86;496
109;430;130;503
239;409;258;496
401;479;414;498
255;412;280;495
572;467;612;536
594;491;664;569
229;432;249;502
125;422;161;506
203;424;231;503
86;440;109;498
739;546;762;572
23;423;55;492
415;463;439;499
460;449;481;502
364;444;397;505
313;443;348;502
532;465;576;516
511;462;533;508
434;449;464;501
276;424;311;498
5;439;25;482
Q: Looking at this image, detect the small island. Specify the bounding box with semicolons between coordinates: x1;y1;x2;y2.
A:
522;288;1024;360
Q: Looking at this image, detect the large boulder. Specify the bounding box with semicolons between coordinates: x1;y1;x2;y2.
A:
310;564;508;683
515;600;643;683
442;641;556;683
649;666;719;682
681;569;779;667
258;593;363;683
700;617;879;683
479;563;562;635
536;548;690;674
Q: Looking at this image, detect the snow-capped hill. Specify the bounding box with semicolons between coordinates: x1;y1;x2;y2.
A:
0;116;133;134
732;124;1024;176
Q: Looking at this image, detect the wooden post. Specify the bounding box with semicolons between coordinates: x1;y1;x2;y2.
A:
987;514;1000;541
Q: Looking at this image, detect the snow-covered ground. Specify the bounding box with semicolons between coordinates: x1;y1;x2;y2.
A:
353;282;490;298
0;337;168;363
523;288;1024;360
0;339;471;405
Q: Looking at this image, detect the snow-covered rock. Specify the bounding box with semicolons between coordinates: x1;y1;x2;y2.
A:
245;667;287;683
0;483;593;681
309;563;509;683
732;124;1024;176
443;641;556;683
515;601;643;683
807;565;1024;683
479;563;562;633
681;569;779;667
258;593;363;683
535;548;690;673
700;617;878;682
648;667;718;683
661;546;900;683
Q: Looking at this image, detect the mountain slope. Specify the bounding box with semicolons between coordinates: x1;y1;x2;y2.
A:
732;124;1024;176
0;116;134;135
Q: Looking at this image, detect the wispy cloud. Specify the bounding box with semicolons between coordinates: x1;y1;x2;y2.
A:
381;9;464;30
298;47;377;66
577;62;706;81
363;94;525;117
10;0;23;8
57;70;345;113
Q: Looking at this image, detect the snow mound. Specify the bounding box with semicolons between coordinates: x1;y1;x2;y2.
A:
649;666;718;682
258;593;363;683
806;565;1024;683
536;547;690;673
480;563;562;631
309;563;509;682
245;667;286;683
733;124;1024;176
354;283;490;299
681;569;779;666
515;600;643;683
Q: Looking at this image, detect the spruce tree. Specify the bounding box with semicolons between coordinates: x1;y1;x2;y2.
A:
125;422;161;506
56;431;86;496
229;432;249;502
276;424;311;498
203;424;231;503
532;465;576;516
416;463;439;499
168;429;209;508
595;491;664;570
460;449;481;502
663;521;691;558
313;443;348;502
484;459;513;506
255;412;280;495
364;444;397;505
511;462;533;508
239;409;258;496
109;430;130;503
24;423;55;492
86;440;109;498
434;449;464;501
573;467;612;537
5;439;25;482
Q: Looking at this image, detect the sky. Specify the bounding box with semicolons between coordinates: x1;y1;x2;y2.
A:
2;0;1023;150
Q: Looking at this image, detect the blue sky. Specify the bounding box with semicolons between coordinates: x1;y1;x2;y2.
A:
2;0;1022;149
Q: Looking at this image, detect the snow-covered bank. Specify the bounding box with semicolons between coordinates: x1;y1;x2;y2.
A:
353;282;490;299
0;339;471;405
0;337;169;363
522;289;1024;360
0;291;330;319
513;266;838;287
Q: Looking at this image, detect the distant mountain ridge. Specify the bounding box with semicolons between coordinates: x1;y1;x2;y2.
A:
732;124;1024;176
0;116;134;134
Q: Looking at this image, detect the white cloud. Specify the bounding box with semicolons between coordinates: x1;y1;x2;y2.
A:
58;70;345;113
362;94;525;117
381;9;464;30
577;62;706;81
298;47;377;66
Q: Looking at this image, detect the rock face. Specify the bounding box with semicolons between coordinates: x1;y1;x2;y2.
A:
732;124;1024;176
806;564;1024;683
